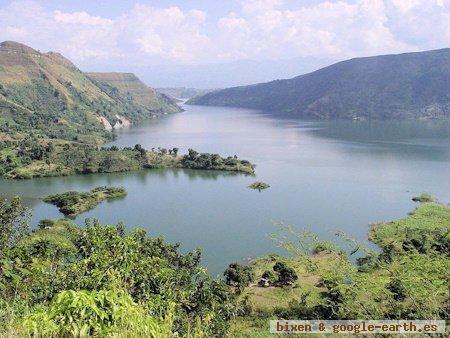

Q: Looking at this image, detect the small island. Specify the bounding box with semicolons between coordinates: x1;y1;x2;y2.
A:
43;186;127;217
248;181;270;191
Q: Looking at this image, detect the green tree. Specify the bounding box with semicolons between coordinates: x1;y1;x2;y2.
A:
223;263;253;289
273;262;298;286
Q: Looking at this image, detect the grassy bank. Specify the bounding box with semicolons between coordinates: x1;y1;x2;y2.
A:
227;202;450;337
43;187;127;217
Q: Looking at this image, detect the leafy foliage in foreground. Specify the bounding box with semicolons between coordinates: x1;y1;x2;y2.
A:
44;186;127;217
22;289;176;337
1;197;448;337
0;198;240;337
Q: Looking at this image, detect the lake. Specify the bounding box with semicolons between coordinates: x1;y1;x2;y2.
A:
1;104;449;276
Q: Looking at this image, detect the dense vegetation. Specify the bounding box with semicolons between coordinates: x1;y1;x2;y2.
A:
44;187;127;217
0;41;180;143
0;196;448;336
188;48;450;120
0;197;242;337
0;137;254;179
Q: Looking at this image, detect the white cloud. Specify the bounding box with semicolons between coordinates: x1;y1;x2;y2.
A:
54;10;113;25
0;0;449;66
0;1;119;60
117;5;209;63
215;0;417;61
240;0;283;13
384;0;450;48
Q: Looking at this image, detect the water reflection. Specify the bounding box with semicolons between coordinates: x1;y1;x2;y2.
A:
310;120;450;142
305;120;450;161
255;113;450;162
0;168;244;201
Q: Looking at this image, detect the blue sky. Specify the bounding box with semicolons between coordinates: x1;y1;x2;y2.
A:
1;0;449;87
24;1;335;20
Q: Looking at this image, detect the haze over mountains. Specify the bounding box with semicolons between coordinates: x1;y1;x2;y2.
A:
188;48;450;120
129;56;334;89
0;41;180;142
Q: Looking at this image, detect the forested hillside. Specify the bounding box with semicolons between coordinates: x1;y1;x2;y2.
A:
188;48;450;120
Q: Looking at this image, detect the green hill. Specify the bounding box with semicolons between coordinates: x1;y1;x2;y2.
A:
188;48;450;120
0;41;180;143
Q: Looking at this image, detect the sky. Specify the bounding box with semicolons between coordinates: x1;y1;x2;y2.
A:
1;0;449;88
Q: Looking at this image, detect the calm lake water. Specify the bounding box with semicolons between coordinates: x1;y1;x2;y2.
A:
1;105;450;275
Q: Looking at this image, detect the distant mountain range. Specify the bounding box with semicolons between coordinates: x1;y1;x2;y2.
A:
0;41;180;143
188;48;450;120
156;87;215;100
